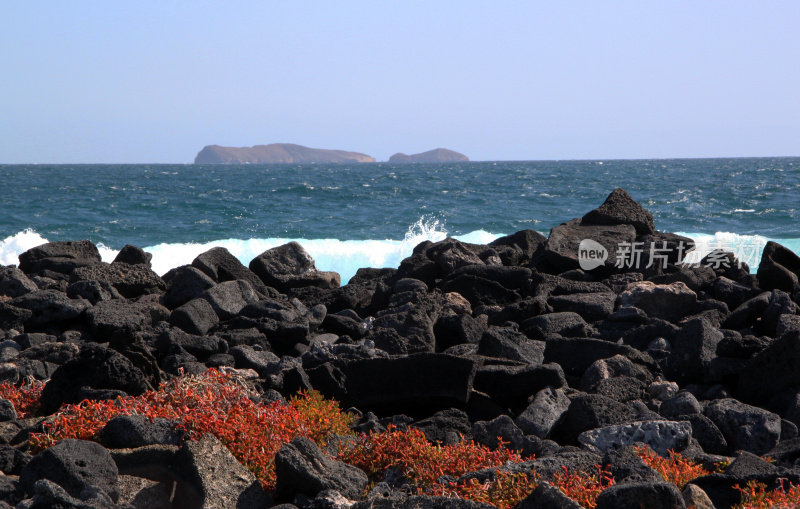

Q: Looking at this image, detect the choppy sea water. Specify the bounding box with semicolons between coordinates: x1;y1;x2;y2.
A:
1;158;798;282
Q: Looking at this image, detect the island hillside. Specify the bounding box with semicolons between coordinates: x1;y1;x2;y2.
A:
389;148;469;163
194;143;376;164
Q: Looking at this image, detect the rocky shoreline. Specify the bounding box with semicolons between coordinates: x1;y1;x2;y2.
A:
1;188;800;508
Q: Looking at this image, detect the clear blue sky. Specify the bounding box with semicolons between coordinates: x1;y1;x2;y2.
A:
1;2;798;163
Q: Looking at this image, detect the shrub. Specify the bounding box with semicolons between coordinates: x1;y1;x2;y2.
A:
0;377;44;418
29;369;353;489
551;465;616;509
635;446;709;489
733;479;800;509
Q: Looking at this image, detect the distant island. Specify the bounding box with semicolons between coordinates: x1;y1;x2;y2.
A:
388;148;469;163
194;143;376;164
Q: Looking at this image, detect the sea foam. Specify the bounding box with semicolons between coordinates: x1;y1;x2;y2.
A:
3;223;800;284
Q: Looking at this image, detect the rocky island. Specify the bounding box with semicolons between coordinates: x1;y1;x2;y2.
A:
388;148;469;163
194;143;376;164
1;189;800;507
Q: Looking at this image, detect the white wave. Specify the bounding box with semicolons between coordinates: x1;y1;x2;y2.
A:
4;225;800;283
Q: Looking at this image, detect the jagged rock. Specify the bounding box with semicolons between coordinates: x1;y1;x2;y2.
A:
66;279;123;304
250;242;339;292
556;393;639;444
112;245;152;267
156;328;227;361
595;481;686;509
603;446;662;485
172;434;272;508
201;280;261;320
757;241;800;293
515;387;570;439
336;353;478;415
476;326;544;365
70;262;165;299
722;291;771;330
97;416;183;449
471;415;540;457
9;290;90;329
191;246;267;292
473;363;566;411
488;229;547;266
581;188;655;235
521;311;592;339
544;221;637;274
20;439;119;501
514;481;583;508
170;298;219;336
664;317;723;385
413;409;471;446
274;437;367;501
162;266;216;309
738;330;800;404
87;299;168;338
617;281;697;323
704;398;781;455
578;420;692;456
682;483;714;509
0;266;38;298
548;292;616;322
581;354;654;390
660;392;702;418
18;240;101;278
39;344;149;414
543;337;657;379
710;276;760;310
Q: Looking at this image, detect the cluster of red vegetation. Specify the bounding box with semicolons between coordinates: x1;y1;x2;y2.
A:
733;479;800;509
0;369;795;507
634;445;710;488
0;377;44;418
28;369;353;489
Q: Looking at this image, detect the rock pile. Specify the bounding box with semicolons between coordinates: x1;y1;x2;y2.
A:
0;189;799;508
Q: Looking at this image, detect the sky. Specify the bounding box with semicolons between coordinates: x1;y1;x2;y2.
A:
1;2;798;163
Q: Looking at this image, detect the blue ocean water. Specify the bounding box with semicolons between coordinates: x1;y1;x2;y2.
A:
1;158;798;282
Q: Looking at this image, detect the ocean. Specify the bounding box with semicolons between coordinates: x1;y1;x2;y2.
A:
1;158;798;283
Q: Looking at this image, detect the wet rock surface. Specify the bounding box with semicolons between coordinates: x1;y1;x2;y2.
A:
1;188;799;507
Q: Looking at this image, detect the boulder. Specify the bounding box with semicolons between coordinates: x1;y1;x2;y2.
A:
201;280;261;320
581;188;655;235
112;244;152;267
97;416;183;449
170;298;219;336
20;439;118;501
337;353;478;415
521;312;592;339
18;240;101;278
737;331;800;404
704;398;781;455
9;290;90;329
172;434;272;508
757;241;800;293
476;326;545;365
515;386;570;439
556;393;639;444
544;221;637;273
162;266;216;309
39;344;150;414
664;317;723;385
595;481;686;509
274;437;367;501
66;279;123;304
351;496;495;509
514;481;583;509
70;262;165;299
87;299;167;338
471;415;540;457
191;247;267;293
617;281;697;323
473;363;566;411
543;338;657;379
488;229;547;266
250;242;340;292
0;266;38;298
548;292;616;322
578;420;692;456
